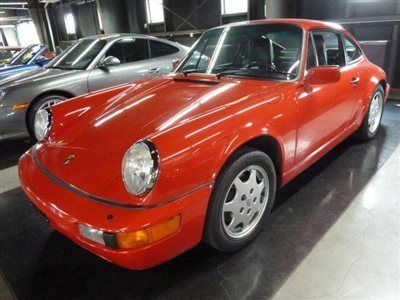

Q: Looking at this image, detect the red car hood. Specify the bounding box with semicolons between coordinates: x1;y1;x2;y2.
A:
36;75;284;200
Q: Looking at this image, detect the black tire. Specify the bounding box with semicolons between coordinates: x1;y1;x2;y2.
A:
204;147;277;251
354;85;384;141
27;94;68;141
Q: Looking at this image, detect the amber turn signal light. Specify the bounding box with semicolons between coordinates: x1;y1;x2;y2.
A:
116;215;181;249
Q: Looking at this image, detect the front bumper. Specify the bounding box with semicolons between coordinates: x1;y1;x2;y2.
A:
19;150;212;270
0;105;29;140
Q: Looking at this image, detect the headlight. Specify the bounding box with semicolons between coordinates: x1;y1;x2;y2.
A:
34;108;53;141
122;140;160;195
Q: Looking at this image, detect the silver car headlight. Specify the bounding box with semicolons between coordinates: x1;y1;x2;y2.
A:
34;108;53;141
122;140;160;195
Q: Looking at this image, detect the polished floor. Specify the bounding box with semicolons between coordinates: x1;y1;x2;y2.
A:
0;100;399;300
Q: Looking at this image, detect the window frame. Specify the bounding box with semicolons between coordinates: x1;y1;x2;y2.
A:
221;0;248;16
145;0;165;25
309;29;347;69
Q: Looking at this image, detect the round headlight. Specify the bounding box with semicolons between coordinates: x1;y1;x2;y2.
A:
122;141;160;195
34;108;53;141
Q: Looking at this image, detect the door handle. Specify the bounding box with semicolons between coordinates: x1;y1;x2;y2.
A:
148;68;160;74
350;77;360;85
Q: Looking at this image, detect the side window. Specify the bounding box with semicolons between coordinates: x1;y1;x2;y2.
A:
105;38;150;64
149;40;179;58
344;36;362;64
311;31;345;67
307;36;318;70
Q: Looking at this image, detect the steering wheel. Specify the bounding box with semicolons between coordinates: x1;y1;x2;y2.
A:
244;61;264;69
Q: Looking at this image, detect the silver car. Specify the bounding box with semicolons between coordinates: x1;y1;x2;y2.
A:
0;34;189;141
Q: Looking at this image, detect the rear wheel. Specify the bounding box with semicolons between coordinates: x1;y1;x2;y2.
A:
355;85;384;141
27;95;67;141
204;147;276;251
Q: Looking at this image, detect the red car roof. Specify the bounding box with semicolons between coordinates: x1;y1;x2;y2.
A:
217;18;345;32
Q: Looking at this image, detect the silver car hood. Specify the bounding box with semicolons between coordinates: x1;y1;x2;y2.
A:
0;68;80;89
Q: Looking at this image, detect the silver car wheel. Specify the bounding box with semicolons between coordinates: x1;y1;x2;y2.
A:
34;99;61;140
368;92;383;134
222;165;269;239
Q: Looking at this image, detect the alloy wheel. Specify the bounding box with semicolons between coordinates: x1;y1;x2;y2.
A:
222;165;269;239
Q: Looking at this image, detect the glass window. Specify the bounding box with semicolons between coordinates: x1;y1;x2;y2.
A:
146;0;165;24
9;45;41;65
344;37;362;64
48;39;106;70
221;0;248;15
180;28;223;71
178;24;303;81
312;31;345;67
106;38;150;63
64;13;76;35
149;40;179;58
307;36;318;70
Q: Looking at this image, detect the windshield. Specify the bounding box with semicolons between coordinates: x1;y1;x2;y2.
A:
48;39;106;70
177;24;303;80
9;45;41;65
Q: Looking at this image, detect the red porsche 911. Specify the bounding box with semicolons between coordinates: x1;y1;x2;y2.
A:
19;19;389;270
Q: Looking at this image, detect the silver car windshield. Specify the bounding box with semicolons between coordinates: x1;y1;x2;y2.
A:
9;45;41;66
177;24;303;80
48;39;106;70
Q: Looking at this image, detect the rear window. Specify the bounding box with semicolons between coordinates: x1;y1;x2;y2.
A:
150;40;179;58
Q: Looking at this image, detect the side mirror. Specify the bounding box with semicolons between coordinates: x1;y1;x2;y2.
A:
99;56;121;68
305;65;341;85
172;59;180;70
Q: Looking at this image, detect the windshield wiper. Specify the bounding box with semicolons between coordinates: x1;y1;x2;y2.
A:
216;69;244;79
47;65;75;70
181;68;208;76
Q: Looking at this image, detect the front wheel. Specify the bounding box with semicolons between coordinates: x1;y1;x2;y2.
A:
27;95;67;141
204;147;276;251
355;85;384;141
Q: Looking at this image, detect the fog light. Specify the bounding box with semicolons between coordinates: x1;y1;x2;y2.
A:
79;224;105;245
116;215;181;249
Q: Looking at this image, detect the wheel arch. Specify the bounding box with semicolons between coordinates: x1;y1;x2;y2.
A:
26;90;75;132
378;79;387;96
215;134;284;187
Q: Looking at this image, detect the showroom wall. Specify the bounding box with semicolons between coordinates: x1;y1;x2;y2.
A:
28;0;400;87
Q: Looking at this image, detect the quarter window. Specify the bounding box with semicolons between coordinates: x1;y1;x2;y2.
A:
106;38;150;64
307;36;318;70
149;40;179;58
311;31;345;67
344;37;362;64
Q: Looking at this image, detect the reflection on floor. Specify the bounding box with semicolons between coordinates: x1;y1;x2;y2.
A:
273;145;400;299
0;101;399;300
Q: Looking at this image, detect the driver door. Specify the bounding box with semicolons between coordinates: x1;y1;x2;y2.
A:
87;38;157;92
295;31;355;165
